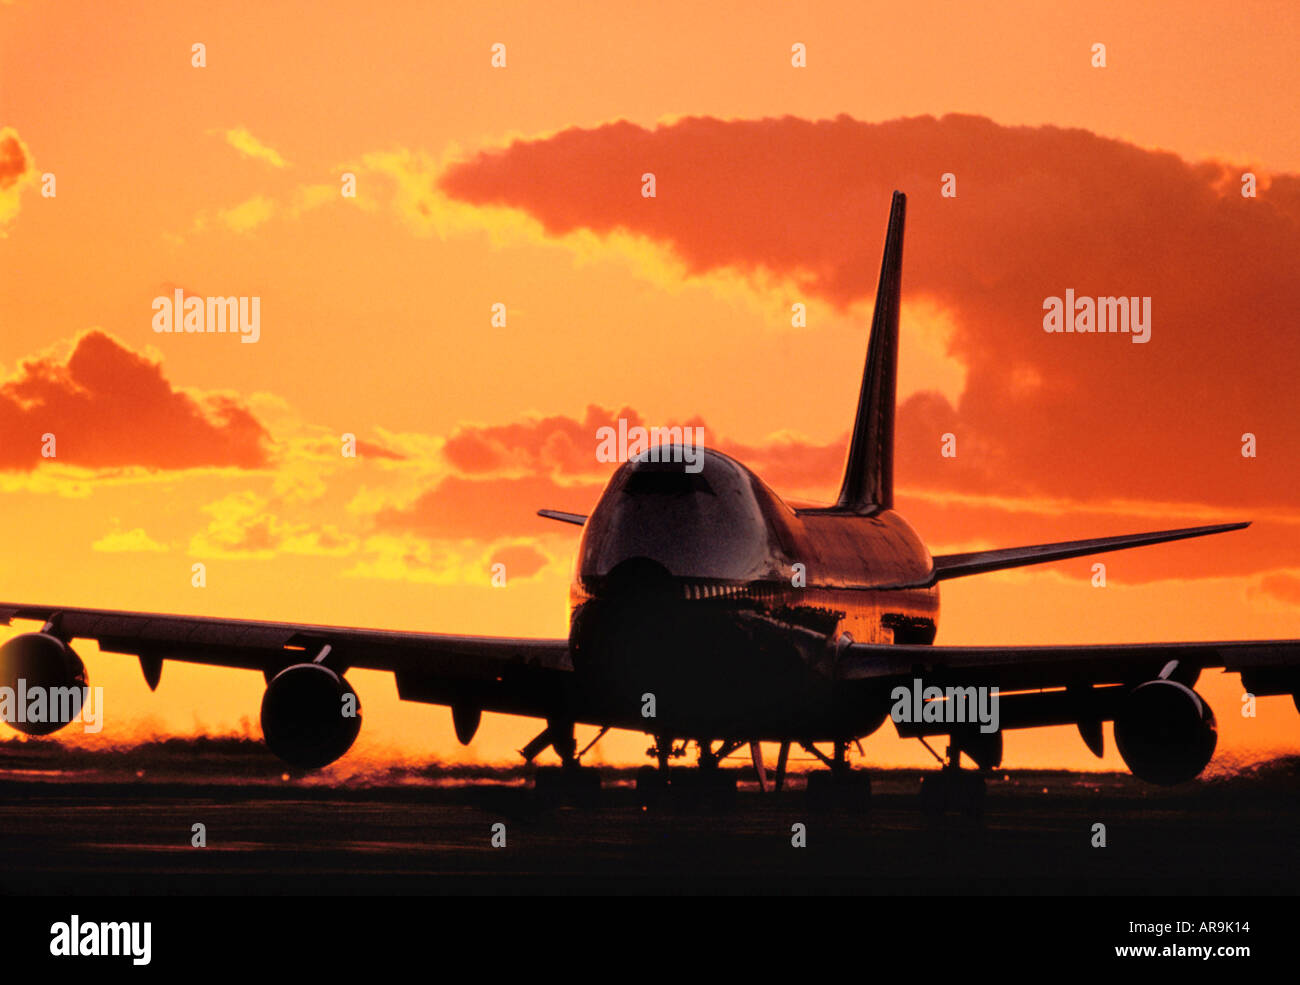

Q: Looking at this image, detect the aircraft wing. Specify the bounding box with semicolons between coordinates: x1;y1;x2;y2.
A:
928;522;1249;581
839;636;1300;695
836;635;1300;774
0;601;577;721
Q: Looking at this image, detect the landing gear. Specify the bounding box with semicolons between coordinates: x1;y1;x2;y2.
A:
634;764;667;804
534;763;602;804
635;737;738;808
635;735;678;807
749;740;792;793
918;740;986;817
525;720;603;804
806;770;872;811
669;767;738;806
803;740;872;811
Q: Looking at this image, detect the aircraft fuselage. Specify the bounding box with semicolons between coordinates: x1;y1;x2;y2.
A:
566;447;938;741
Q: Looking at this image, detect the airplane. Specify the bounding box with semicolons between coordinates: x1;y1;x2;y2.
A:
3;190;1297;812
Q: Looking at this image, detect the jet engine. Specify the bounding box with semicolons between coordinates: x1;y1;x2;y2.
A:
1113;678;1216;785
0;632;88;736
260;663;361;768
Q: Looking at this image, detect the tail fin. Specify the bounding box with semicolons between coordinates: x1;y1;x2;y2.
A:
834;190;905;512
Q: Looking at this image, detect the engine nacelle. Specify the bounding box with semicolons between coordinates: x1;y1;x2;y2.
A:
1114;678;1216;785
0;633;88;736
260;663;361;769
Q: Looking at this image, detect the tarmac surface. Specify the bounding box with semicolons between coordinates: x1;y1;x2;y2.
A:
2;740;1297;894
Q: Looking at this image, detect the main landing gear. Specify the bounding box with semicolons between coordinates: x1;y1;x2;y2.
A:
634;737;740;807
917;738;986;817
633;737;873;811
526;721;603;804
802;740;872;812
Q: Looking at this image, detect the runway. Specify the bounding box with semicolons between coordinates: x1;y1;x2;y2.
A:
2;749;1297;894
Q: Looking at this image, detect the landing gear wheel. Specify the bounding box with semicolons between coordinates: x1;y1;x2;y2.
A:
805;769;872;811
959;772;986;816
635;765;667;807
534;765;601;805
668;767;738;808
919;770;986;817
919;773;945;815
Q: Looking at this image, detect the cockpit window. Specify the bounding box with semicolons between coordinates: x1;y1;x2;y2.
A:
624;468;714;496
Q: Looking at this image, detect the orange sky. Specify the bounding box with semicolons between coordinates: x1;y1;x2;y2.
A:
2;0;1299;773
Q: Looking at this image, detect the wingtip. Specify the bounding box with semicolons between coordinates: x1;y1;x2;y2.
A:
537;508;587;526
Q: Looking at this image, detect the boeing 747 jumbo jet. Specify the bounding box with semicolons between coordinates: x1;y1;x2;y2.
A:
3;192;1297;811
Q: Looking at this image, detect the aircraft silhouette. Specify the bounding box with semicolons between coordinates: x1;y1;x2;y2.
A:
4;192;1295;811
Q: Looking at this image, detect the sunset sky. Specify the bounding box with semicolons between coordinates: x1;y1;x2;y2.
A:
2;0;1299;773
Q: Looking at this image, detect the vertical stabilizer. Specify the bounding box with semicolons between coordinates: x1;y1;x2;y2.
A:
834;190;905;512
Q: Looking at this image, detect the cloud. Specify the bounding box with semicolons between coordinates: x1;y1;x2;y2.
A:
188;492;357;560
217;195;276;233
444;403;706;478
343;533;549;585
289;182;341;217
377;473;606;540
92;527;168;553
219;127;289;168
442;401;848;499
354;438;407;461
488;541;550;581
359;148;467;237
439;113;1300;523
0;127;36;230
714;430;847;500
383;392;1300;584
0;331;270;471
1254;572;1300;607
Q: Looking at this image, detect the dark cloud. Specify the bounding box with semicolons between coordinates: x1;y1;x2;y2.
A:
0;130;31;189
441;113;1300;515
0;331;270;470
489;542;549;580
377;473;606;540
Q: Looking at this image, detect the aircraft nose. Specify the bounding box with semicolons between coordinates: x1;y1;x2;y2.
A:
602;556;675;601
577;450;773;583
